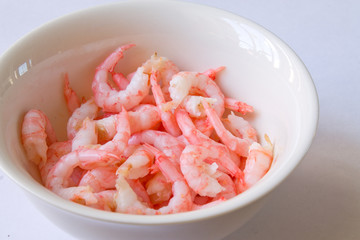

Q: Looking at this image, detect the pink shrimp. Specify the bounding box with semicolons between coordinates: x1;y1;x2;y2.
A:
22;109;57;165
145;172;172;206
92;44;152;112
150;70;181;137
88;190;116;211
180;144;225;197
201;66;225;80
71;118;98;151
98;107;130;156
175;109;241;177
63;73;80;114
39;141;71;186
78;166;118;192
225;97;254;115
112;72;130;90
243;140;273;188
128;130;185;165
46;149;120;205
115;145;192;214
224;111;258;142
202;99;253;157
166;71;225;117
95;104;160;143
117;146;154;180
128;104;161;134
67;98;99;140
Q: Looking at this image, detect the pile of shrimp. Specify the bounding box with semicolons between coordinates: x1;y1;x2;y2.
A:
21;44;273;215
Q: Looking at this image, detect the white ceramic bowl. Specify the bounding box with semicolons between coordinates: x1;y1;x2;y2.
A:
0;1;318;240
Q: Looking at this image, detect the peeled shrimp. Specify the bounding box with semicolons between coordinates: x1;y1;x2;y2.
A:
150;71;181;136
167;71;225;117
128;130;185;164
117;146;154;179
47;149;120;204
243;140;273;188
78;166;118;192
63;73;80;114
115;145;192;214
71;118;98;151
180;144;225;197
175;109;241;177
202;100;253;157
67;98;98;140
22;109;57;165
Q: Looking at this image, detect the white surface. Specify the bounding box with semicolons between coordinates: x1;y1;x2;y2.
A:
0;0;359;240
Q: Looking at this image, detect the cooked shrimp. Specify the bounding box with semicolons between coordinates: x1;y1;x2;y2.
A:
145;172;172;206
47;149;120;204
167;71;225;116
150;71;181;136
90;190;116;211
98;107;130;156
95;104;161;143
117;146;154;179
112;72;130;90
224;111;258;142
63;73;80;114
243;139;273;188
179;144;225;197
128;130;185;164
201;66;225;81
128;104;161;134
67;98;98;140
175;109;241;177
78;166;117;192
225;97;254;115
115;146;192;214
71;118;98;151
92;44;158;112
39;141;71;186
22;109;57;165
202;100;252;157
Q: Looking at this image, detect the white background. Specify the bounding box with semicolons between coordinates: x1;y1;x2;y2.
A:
1;0;359;239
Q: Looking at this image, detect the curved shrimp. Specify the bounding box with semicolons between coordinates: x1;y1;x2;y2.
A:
167;71;225;117
95;104;161;143
150;71;181;136
71;118;98;151
46;149;120;205
117;146;154;180
128;130;185;165
224;111;258;142
202;100;253;157
225;97;254;115
179;144;225;197
128;104;161;134
243;139;273;188
39;140;71;186
92;44;157;112
78;166;118;192
201;66;225;81
145;172;172;206
67;98;98;140
115;145;192;214
90;190;116;211
63;73;80;114
175;109;241;177
98;107;130;156
22;109;57;165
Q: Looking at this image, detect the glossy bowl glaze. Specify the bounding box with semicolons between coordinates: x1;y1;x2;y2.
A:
0;1;318;239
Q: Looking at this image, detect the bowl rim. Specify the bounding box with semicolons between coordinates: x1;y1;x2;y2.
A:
0;0;319;225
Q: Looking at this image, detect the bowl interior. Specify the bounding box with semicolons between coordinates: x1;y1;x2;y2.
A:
0;0;317;224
